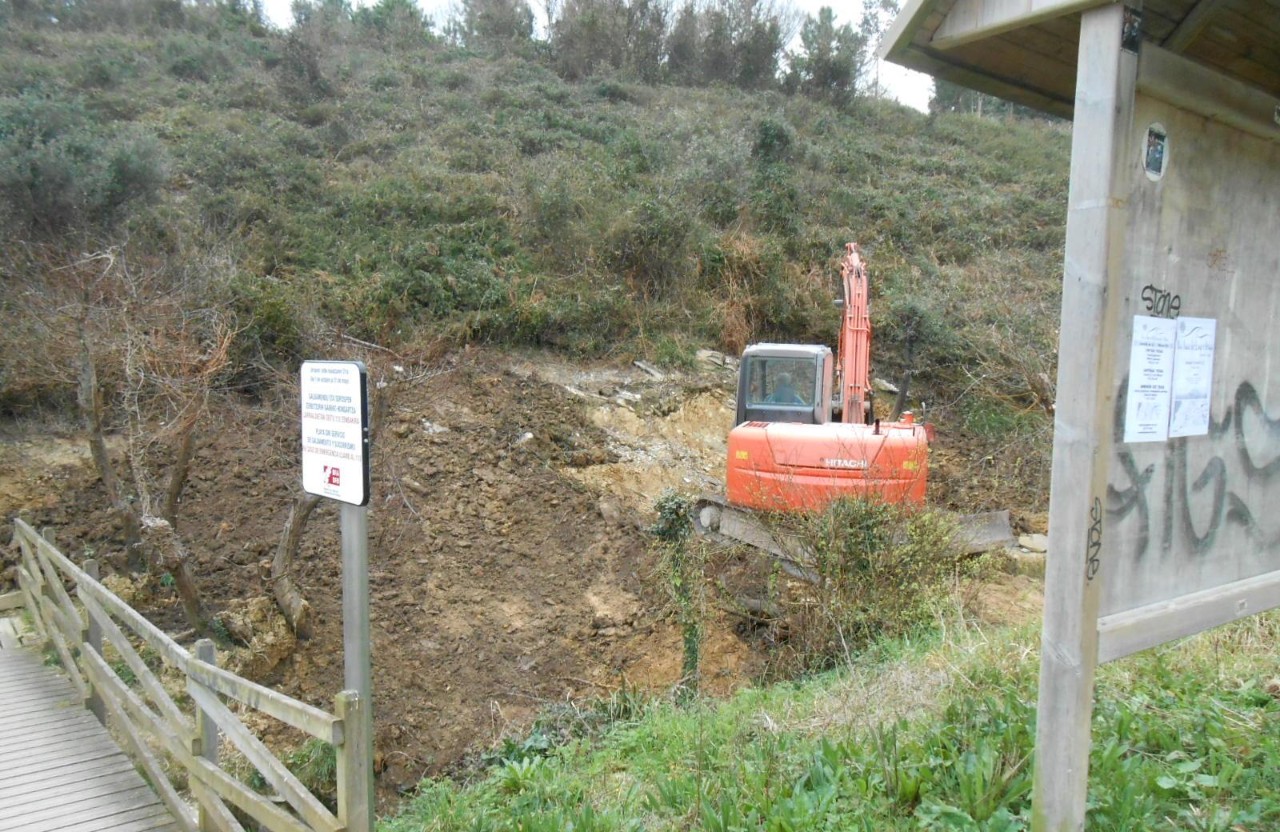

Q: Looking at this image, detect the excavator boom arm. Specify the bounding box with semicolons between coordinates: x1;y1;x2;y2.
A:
836;243;871;424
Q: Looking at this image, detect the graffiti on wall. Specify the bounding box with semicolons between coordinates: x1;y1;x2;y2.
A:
1109;378;1280;561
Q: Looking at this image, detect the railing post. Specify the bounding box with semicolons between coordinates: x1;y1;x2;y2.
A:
83;558;106;726
335;690;374;832
194;638;220;832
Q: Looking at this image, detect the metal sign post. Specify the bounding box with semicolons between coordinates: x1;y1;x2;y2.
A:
340;502;372;703
300;360;373;831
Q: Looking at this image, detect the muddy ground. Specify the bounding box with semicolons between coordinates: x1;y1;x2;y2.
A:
0;347;1045;806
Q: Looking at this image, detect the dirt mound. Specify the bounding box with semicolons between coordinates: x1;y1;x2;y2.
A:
1;349;762;803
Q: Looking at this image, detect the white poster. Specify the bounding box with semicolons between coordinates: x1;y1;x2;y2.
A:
1169;317;1217;438
301;360;369;506
1123;315;1176;443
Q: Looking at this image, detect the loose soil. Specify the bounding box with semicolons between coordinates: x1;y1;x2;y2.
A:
0;347;1045;808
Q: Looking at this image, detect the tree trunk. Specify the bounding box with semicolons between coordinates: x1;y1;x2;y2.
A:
142;516;206;634
891;333;918;420
161;424;197;527
78;331;143;567
271;493;320;639
891;369;913;420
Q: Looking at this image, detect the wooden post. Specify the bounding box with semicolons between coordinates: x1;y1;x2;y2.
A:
83;558;107;725
1030;4;1137;831
335;690;374;832
194;638;221;832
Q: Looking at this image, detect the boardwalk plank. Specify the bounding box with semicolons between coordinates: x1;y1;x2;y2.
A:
0;767;147;812
0;752;134;790
2;706;103;737
0;646;177;832
0;707;101;734
0;783;156;828
0;730;121;764
68;806;179;832
3;797;171;832
0;671;74;693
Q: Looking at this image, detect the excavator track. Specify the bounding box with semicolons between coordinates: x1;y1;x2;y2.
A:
692;495;819;583
693;495;1017;583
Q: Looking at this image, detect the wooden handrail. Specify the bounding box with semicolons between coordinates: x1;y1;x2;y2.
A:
8;519;371;832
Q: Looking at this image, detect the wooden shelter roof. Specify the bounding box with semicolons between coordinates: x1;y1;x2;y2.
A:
882;0;1280;120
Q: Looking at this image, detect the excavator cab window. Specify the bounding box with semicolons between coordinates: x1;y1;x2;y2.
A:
737;353;825;425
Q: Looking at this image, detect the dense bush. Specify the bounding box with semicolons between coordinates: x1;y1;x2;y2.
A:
782;497;963;670
0;93;166;234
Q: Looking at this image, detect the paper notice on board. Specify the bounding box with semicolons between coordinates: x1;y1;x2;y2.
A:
1169;317;1216;438
1124;315;1176;443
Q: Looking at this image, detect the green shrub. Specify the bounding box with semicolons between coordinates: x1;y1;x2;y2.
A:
749;163;802;236
606;196;699;300
752;117;794;164
164;34;233;82
0;93;166;234
961;397;1041;440
783;497;962;671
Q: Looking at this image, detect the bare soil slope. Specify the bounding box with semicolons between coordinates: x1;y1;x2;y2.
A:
0;349;762;798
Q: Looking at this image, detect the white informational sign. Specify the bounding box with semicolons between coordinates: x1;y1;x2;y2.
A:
1123;316;1176;443
1123;315;1218;443
1169;317;1217;438
301;360;370;506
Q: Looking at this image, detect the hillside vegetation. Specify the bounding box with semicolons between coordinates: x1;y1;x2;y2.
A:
384;611;1280;831
1;0;1067;513
9;5;1279;831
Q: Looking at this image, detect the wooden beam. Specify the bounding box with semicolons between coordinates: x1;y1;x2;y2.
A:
1098;569;1280;663
186;658;343;745
930;0;1109;51
335;692;374;832
187;682;341;832
1161;0;1227;53
0;590;23;612
81;648;199;832
880;0;944;63
1137;43;1280;145
1030;4;1136;830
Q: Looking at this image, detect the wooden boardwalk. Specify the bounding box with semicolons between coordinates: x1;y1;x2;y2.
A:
0;617;179;832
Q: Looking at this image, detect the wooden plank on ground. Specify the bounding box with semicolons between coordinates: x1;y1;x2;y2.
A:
0;754;136;793
0;784;159;830
0;769;152;813
61;805;180;832
0;644;178;832
0;591;23;611
12;802;176;832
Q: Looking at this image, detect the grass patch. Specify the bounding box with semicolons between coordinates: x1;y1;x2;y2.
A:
383;612;1280;830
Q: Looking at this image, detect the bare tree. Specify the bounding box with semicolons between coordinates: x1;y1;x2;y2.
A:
9;246;235;633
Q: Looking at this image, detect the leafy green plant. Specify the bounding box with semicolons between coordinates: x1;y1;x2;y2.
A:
0;92;166;234
110;659;139;686
784;497;962;671
651;491;702;700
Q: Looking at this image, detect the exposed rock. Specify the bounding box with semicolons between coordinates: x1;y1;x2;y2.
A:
1018;533;1049;553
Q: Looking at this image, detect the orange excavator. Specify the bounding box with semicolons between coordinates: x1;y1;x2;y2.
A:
694;243;940;569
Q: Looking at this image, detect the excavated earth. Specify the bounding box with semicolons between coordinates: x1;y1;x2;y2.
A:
0;347;1044;807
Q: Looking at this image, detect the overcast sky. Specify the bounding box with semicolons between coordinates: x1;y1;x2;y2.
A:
257;0;933;111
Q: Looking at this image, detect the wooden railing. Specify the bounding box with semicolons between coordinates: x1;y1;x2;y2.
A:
10;519;373;832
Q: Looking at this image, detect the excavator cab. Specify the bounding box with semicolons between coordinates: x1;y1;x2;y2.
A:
735;344;834;426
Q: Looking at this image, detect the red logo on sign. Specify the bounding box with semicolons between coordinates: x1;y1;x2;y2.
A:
325;466;341;486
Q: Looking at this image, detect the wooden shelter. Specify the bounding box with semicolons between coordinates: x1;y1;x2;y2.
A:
883;2;1280;831
884;1;1280;123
